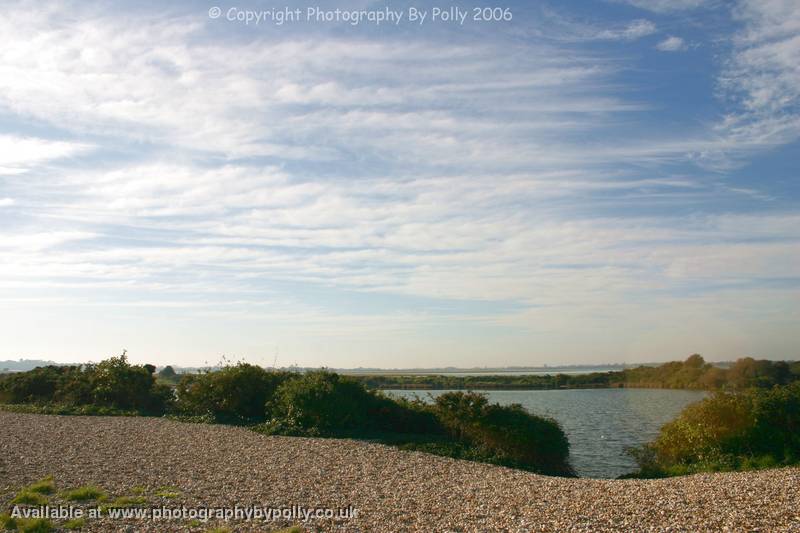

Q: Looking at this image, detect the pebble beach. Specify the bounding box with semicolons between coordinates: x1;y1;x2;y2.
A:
1;411;798;532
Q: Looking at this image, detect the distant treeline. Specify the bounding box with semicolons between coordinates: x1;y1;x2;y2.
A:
352;371;612;390
352;355;800;391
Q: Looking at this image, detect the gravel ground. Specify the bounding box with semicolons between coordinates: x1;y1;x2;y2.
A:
1;412;799;532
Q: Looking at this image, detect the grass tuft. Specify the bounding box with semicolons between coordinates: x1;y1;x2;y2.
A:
25;477;55;495
17;518;53;533
63;518;85;530
155;487;180;498
62;486;106;502
102;495;147;509
0;513;18;530
99;495;147;514
12;491;48;505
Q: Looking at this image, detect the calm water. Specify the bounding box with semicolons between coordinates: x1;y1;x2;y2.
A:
386;388;707;478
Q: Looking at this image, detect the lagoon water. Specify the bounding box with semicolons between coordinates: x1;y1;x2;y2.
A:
386;388;707;478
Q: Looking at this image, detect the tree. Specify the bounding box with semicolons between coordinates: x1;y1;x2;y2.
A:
158;365;177;379
685;354;705;368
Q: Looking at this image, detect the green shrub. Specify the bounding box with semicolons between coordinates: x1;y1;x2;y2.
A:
260;372;442;438
90;354;172;414
366;393;443;436
631;383;800;476
433;391;572;475
433;391;489;440
175;364;292;422
267;371;373;432
0;353;172;415
0;366;90;405
157;365;178;381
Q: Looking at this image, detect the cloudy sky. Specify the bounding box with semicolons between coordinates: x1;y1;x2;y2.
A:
0;0;798;368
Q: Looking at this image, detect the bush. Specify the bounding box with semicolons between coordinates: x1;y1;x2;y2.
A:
366;393;443;435
158;365;178;380
433;391;572;475
267;371;374;433
0;354;172;415
91;354;172;413
0;365;91;405
175;363;292;422
264;371;445;438
631;383;800;476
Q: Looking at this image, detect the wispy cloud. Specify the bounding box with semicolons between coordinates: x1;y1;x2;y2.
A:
704;0;800;166
535;9;659;43
722;1;800;118
0;0;797;365
596;19;658;40
616;0;715;12
0;135;90;174
656;35;688;51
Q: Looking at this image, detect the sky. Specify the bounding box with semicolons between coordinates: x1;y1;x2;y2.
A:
0;0;798;368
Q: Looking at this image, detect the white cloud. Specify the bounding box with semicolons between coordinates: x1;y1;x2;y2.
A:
596;19;658;40
618;0;713;12
702;0;800;165
535;9;659;43
0;135;89;173
726;1;800;115
656;36;688;51
0;198;14;207
0;231;97;252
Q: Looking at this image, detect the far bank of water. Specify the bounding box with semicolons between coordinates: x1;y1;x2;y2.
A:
386;388;707;478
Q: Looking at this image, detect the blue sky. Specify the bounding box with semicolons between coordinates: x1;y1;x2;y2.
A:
0;0;798;367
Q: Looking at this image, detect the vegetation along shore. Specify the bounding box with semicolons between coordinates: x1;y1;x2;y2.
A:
2;353;800;530
2;353;800;482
